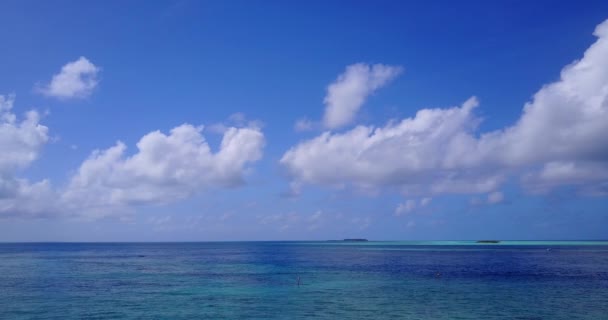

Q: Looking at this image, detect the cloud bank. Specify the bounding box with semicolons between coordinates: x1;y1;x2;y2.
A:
282;19;608;196
0;96;265;218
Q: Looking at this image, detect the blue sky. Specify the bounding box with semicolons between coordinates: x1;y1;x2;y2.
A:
1;0;608;241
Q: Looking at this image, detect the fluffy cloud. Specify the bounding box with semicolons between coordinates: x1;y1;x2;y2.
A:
0;95;49;172
282;19;608;196
0;95;55;217
40;57;100;99
0;99;265;218
323;63;402;129
494;22;608;167
282;97;499;194
0;179;59;218
62;124;265;212
522;161;608;196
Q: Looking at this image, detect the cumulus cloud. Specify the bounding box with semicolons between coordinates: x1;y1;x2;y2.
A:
522;161;608;196
282;97;499;194
282;19;608;197
0;95;49;172
0;99;265;218
40;57;100;99
0;179;59;218
61;124;265;213
0;95;55;218
323;63;402;129
492;23;608;167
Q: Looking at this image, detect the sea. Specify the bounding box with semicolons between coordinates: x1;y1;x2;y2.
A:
0;241;607;319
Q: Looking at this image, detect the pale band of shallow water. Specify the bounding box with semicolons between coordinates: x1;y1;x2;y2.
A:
300;240;608;246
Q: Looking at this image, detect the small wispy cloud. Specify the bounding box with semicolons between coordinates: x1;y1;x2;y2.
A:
395;200;416;216
39;57;100;99
395;197;432;216
487;191;504;204
323;63;402;129
208;113;263;134
294;118;315;132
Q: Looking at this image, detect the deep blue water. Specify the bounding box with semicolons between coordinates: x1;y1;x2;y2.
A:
0;241;607;319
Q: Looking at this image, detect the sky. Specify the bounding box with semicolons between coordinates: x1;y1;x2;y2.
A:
1;0;608;241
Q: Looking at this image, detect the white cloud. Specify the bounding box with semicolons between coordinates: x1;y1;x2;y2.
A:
61;124;265;214
281;19;608;197
282;97;497;195
207;113;263;134
522;161;608;196
0;95;55;218
40;57;100;99
492;21;608;167
0;95;49;173
395;197;432;216
487;191;504;204
0;179;60;218
395;200;416;216
323;63;402;129
0;98;266;219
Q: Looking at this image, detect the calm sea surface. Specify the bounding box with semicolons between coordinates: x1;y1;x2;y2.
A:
0;241;607;319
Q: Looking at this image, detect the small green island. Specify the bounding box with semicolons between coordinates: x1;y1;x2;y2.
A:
476;240;501;244
343;238;369;242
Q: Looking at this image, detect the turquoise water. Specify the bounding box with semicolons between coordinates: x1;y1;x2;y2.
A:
0;241;607;319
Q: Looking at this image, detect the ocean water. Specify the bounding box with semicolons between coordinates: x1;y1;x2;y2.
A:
0;242;607;319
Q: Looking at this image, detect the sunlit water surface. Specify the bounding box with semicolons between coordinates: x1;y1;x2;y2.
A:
1;241;607;319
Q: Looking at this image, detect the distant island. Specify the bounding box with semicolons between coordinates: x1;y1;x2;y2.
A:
326;239;369;242
476;240;501;244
